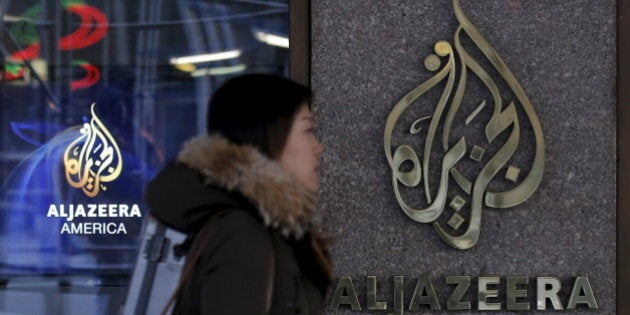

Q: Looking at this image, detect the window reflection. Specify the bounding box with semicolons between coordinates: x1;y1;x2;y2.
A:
0;1;289;311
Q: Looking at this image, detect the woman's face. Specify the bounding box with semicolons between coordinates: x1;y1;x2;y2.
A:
278;104;323;192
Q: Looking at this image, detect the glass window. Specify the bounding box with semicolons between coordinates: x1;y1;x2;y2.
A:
0;0;291;313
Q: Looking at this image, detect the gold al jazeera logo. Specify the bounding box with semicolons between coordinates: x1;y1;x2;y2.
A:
48;104;139;235
384;0;545;249
63;104;123;197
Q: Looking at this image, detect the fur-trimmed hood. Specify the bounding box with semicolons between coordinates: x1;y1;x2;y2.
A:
145;134;316;238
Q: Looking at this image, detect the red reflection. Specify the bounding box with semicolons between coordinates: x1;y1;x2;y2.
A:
5;3;108;90
71;62;100;91
10;43;40;61
60;4;109;51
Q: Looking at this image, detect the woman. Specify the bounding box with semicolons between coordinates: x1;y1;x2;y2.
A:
145;74;331;314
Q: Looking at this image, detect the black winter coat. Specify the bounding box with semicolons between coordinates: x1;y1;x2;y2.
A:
145;135;330;315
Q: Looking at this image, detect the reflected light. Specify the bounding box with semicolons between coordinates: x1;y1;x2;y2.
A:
174;63;196;72
191;64;247;77
254;31;289;48
169;50;242;65
2;15;34;22
10;121;66;146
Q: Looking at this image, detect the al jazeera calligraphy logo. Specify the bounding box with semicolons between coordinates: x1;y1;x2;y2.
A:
384;0;545;249
47;104;138;235
63;104;122;197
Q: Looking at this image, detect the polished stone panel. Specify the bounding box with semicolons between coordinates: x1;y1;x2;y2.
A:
312;0;615;313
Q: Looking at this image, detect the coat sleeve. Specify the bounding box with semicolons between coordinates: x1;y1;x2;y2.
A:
197;210;275;315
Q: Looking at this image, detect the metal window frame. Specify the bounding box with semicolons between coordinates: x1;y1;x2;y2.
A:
289;0;310;87
618;0;629;312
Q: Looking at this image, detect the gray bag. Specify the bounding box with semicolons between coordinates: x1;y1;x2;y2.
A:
122;215;188;315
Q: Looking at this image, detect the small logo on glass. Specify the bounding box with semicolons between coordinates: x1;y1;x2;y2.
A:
63;104;122;197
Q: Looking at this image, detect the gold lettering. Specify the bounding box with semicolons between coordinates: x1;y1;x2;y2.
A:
408;276;440;311
366;276;387;310
383;0;545;250
536;277;563;310
446;276;471;310
506;276;529;310
478;276;501;310
387;276;404;315
328;277;361;311
567;276;598;309
63;104;123;197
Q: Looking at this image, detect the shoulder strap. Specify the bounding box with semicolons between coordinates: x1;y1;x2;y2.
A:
265;233;277;313
160;208;231;315
163;208;278;314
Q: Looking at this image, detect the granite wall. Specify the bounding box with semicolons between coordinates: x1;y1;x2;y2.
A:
312;0;616;314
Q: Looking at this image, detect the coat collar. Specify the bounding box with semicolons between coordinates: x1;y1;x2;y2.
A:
176;134;315;239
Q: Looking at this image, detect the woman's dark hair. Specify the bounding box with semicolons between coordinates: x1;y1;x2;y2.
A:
164;74;332;314
206;73;332;280
207;74;312;159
